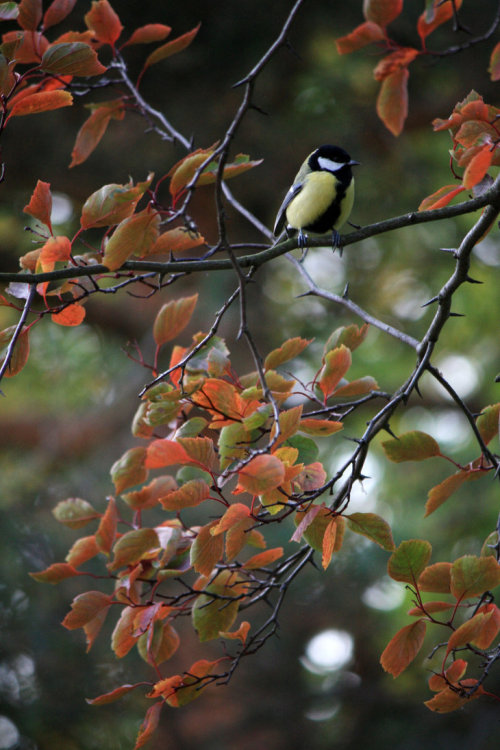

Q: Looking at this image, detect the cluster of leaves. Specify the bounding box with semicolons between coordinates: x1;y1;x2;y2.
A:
30;309;393;747
336;0;500;136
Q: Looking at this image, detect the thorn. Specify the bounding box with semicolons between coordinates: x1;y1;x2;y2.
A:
439;247;458;256
347;220;361;230
465;275;483;284
414;381;423;399
358;473;371;481
382;423;398;439
421;295;439;308
449;312;465;317
342;283;349;299
342;435;365;445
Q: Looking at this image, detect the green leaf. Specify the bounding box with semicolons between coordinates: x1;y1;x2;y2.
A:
41;42;106;76
476;403;500;445
110;446;147;494
52;497;100;529
192;571;242;642
450;555;500;600
382;430;441;462
285;434;319;465
109;528;160;571
387;539;432;584
346;512;395;551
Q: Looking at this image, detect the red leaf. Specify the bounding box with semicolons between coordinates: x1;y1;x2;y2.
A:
29;562;81;584
95;496;117;554
363;0;403;27
153;294;198;346
86;683;142;706
23;180;52;232
236;454;285;495
376;66;409;136
1;30;49;63
489;41;500;81
159;479;211;510
51;303;86;327
417;0;463;43
143;24;200;72
18;0;42;30
425;470;477;516
475;603;500;648
145;439;191;469
242;547;284;569
264;337;312;370
7;90;73;119
69;100;125;168
44;0;77;29
318;344;352;399
463;145;493;190
447;611;493;655
380;619;426;677
134;702;163;749
336;21;385;54
148;226;205;256
62;590;112;629
84;0;123;47
123;24;172;47
419;184;465;211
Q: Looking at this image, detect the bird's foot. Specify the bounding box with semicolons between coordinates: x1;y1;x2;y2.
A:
331;229;343;256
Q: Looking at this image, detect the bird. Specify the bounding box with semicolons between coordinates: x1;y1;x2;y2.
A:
273;144;359;259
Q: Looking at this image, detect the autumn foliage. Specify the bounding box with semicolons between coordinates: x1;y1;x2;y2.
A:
1;1;500;748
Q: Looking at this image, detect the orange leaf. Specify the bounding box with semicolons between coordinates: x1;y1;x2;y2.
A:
333;376;378;398
23;180;52;232
450;555;500;600
425;470;476;516
446;611;492;655
236;454;285;495
417;0;463;43
418;184;465;211
70;100;125;167
264;336;312;370
475;604;500;648
39;235;71;269
418;562;452;593
318;344;352;399
322;518;338;569
8;89;73;119
211;503;250;536
86;683;141;706
428;659;468;691
145;439;191;469
168;146;216;199
111;606;139;658
148;226;205;256
363;0;403;27
143;24;200;71
80;174;154;229
134;702;163;748
29;562;81;583
424;688;468;713
122;475;177;510
51;303;86;327
123;23;172;46
84;0;123;47
95;496;117;554
103;207;160;271
336;21;385;54
159;479;211;510
219;620;251;643
1;30;49;63
243;547;284;569
153;294;198;346
463;145;493;190
380;619;426;677
62;590;112;629
376;66;409;137
489;41;500;81
66;535;100;567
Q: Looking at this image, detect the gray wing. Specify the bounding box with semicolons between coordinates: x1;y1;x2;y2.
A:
273;182;303;236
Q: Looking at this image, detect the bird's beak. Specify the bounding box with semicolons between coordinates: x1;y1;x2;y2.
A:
349;159;360;166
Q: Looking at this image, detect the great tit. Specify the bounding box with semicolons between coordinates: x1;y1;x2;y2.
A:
273;144;359;257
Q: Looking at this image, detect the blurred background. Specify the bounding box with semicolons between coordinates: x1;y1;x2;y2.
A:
1;1;500;748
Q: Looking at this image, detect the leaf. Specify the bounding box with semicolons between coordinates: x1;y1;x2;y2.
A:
123;23;171;46
192;571;242;642
211;503;250;536
463;145;493;190
111;606;139;658
2;30;49;63
322;518;338;569
382;430;441;462
51;303;86;327
475;604;500;648
110;446;147;494
66;535;100;567
346;512;395;551
292;504;324;544
270;405;303;446
143;24;200;71
18;0;42;30
489;41;500;81
299;418;343;437
363;0;403;27
168;146;216;199
146;439;191;469
0;325;30;377
29;562;81;583
408;601;454;616
103;208;160;271
387;539;432;584
318;345;352;399
325;323;369;353
219;621;251;643
69;100;125;167
235;454;285;495
476;403;500;444
293;461;327;492
62;590;112;629
84;0;123;47
109;529;160;571
198;153;263;185
80;174;154;229
333;376;379;398
242;547;284;569
418;0;463;42
264;337;311;370
0;3;19;21
122;475;177;510
95;496;117;554
153;294;198;346
23;180;52;232
86;683;141;706
419;184;466;211
8;90;73;118
447;611;493;655
336;21;385;54
134;702;163;749
428;660;468;691
190;521;224;577
41;42;106;76
159;479;210;510
148;226;205;256
52;497;100;529
425;470;476;516
43;0;77;28
450;555;500;600
424;688;469;713
380;619;426;678
418;562;452;593
376;66;409;137
138;620;180;666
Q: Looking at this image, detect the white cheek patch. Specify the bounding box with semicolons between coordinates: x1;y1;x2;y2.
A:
317;156;344;172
